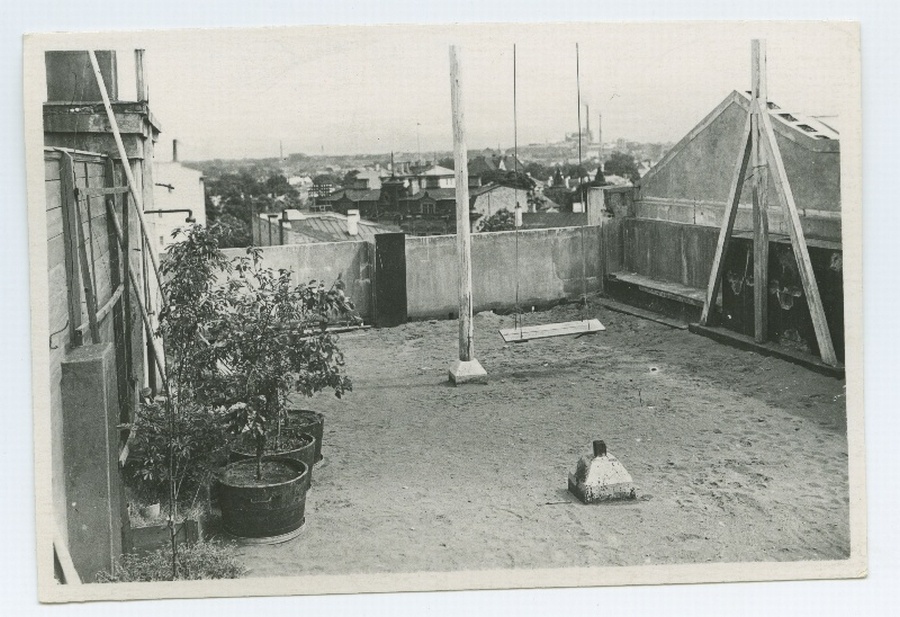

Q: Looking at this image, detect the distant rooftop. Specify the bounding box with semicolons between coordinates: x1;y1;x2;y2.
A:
420;165;455;177
264;210;400;244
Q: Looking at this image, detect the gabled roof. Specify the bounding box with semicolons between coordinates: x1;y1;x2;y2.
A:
468;156;499;175
639;90;839;189
468;154;526;177
469;182;528;199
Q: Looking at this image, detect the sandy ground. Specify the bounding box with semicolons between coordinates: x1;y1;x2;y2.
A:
232;302;849;577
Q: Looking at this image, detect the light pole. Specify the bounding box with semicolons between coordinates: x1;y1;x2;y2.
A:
416;122;422;164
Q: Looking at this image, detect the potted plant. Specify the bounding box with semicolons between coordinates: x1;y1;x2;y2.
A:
119;224;235;576
123;390;229;553
283;274;356;465
205;247;356;540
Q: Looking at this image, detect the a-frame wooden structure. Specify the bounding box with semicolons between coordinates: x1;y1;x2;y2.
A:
699;40;838;367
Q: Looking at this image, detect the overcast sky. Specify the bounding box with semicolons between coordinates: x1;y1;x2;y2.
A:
50;22;856;161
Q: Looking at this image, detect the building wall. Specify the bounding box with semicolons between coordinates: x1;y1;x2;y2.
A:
45;149;144;579
602;93;842;299
405;227;601;319
636;95;841;241
222;241;374;319
471;186;523;222
46;152;73;551
149;162;207;257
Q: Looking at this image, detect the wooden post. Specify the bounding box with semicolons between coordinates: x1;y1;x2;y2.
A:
758;108;838;366
598;204;607;296
120;168;136;396
751;40;770;344
447;45;487;385
106;200;169;382
699;113;753;325
105;157;132;429
73;190;101;344
700;40;836;366
134;49;147;103
87;51;163;298
59;152;84;348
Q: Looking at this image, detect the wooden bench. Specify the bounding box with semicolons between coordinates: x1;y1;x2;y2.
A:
606;272;707;308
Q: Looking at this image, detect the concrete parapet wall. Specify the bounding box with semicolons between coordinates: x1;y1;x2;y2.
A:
405;226;602;320
621;218;720;290
222;241;373;319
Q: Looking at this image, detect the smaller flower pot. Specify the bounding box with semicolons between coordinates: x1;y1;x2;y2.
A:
287;410;325;464
139;503;161;519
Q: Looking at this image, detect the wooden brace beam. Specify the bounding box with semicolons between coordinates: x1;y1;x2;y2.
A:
58;152;84;347
699;112;753;325
758;110;838;366
105;200;169;385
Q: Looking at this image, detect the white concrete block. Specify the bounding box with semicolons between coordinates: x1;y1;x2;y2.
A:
448;358;488;385
568;440;638;503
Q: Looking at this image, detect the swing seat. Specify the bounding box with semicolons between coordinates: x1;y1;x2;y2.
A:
499;318;605;343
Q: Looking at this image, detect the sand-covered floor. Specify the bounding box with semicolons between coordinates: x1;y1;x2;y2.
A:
232;303;850;577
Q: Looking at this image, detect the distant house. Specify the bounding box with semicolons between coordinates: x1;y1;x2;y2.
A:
467;154;526;187
351;169;383;190
388;188;457;235
409;165;456;193
310;175;337;208
150;145;206;257
327;188;383;218
470;183;527;220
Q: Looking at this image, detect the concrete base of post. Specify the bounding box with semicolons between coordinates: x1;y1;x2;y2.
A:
448;358;488;385
568;440;638;504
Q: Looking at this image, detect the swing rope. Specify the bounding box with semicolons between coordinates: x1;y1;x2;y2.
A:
498;42;604;344
513;44;522;333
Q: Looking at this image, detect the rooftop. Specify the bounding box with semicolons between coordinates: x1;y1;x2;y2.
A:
420;165;456;177
268;210;400;243
231;304;849;576
402;188;457;202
